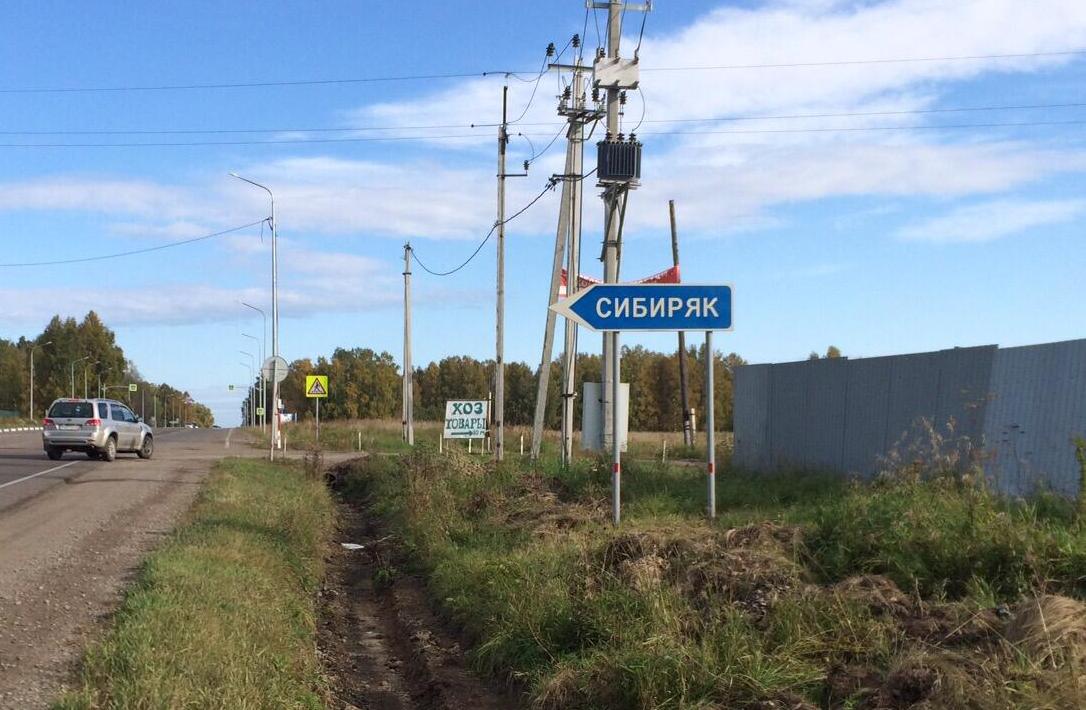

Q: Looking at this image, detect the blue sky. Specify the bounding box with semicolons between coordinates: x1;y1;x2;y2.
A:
1;0;1085;425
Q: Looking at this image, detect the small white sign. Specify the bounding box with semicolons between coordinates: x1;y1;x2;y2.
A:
443;400;489;439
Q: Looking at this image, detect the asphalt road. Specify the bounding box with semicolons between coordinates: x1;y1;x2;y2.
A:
0;427;244;708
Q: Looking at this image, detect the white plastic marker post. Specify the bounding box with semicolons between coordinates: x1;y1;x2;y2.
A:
612;331;622;525
705;330;716;518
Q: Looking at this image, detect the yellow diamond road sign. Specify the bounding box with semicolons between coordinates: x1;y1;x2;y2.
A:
305;375;328;399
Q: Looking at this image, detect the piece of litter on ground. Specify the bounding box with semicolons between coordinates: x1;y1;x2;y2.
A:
340;543;365;550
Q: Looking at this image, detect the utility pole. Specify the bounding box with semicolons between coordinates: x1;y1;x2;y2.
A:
402;242;414;446
563;63;587;464
671;201;694;446
494;86;509;462
600;0;624;453
29;341;51;419
531;45;594;462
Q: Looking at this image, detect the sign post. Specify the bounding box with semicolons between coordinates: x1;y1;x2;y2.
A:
551;283;732;523
305;375;328;443
443;400;489;450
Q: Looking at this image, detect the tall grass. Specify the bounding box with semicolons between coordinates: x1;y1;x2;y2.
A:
55;458;334;709
345;444;1086;709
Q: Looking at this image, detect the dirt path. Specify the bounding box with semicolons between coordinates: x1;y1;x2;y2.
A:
320;502;519;710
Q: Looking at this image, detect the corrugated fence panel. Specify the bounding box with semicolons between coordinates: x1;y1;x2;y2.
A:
933;346;997;445
883;351;942;455
768;362;810;468
984;340;1086;497
736;339;1086;497
733;364;770;470
804;358;849;470
841;355;895;477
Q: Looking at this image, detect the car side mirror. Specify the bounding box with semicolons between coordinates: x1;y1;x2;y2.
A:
136;416;143;423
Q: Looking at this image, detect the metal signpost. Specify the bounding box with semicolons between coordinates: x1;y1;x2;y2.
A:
551;282;733;523
305;375;328;443
443;400;490;450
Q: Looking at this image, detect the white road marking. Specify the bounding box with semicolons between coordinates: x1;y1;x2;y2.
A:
0;461;79;490
225;428;233;449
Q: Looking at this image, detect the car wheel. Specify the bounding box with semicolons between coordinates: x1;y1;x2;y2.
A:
102;436;117;463
46;446;63;461
137;435;154;460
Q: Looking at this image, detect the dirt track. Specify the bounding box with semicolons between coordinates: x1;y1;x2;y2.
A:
320;499;518;710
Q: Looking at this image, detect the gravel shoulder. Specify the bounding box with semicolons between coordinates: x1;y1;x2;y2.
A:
0;429;235;709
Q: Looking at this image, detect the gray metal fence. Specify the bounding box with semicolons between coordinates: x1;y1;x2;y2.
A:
734;339;1086;496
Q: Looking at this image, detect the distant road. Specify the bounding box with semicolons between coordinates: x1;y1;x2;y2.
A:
0;427;244;708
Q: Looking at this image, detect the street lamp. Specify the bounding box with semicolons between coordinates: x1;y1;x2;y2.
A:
240;301;268;433
230;172;280;460
240;359;255;427
241;332;264;431
98;367;113;399
70;356;90;398
84;360;100;399
29;340;52;419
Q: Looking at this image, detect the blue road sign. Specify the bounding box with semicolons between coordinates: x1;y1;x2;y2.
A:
550;283;733;332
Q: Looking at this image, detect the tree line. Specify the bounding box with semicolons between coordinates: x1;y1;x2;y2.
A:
248;344;749;432
0;312;214;426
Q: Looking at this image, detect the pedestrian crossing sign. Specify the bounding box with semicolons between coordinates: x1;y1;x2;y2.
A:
305;375;329;398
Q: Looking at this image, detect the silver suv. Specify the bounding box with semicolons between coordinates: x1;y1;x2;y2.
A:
42;398;154;462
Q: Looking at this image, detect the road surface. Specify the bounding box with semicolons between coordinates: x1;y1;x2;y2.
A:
0;427;243;708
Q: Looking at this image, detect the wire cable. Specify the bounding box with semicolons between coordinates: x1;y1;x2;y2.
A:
4;100;1082;137
642;49;1086;72
1;49;1082;94
411;169;597;277
510;36;575;126
634;7;648;58
0;220;266;267
2;118;1083;148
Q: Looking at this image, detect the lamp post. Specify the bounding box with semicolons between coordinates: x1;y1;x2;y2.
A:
241;356;255;428
241;301;268;433
231;173;280;460
84;360;100;399
29;340;52;419
242;332;264;431
70;356;89;398
98;367;112;399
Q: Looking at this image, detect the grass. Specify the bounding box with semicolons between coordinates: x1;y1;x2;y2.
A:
268;417;732;464
54;458;335;710
344;440;1086;709
0;416;38;429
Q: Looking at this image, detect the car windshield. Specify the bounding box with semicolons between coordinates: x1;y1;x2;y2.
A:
48;401;94;418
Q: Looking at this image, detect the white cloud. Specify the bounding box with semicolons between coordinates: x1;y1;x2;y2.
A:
896;198;1086;242
3;0;1086;249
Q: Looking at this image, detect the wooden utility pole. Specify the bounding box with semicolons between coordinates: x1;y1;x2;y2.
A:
402;242;414;445
670;201;694;446
494;87;508;461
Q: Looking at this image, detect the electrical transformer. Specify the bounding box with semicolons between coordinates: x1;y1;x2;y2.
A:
597;135;642;184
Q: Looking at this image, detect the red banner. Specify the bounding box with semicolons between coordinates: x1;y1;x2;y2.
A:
559;265;680;297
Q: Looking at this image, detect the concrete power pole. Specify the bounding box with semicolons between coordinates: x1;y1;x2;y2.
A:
494;86;509;462
671;200;694;447
403;242;415;446
600;0;624;452
530;51;592;462
561;64;587;464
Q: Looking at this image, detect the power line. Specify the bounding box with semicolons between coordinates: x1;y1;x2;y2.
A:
2;118;1083;148
0;220;266;267
412;169;597;278
2;100;1082;137
3;50;1080;95
641;49;1086;72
